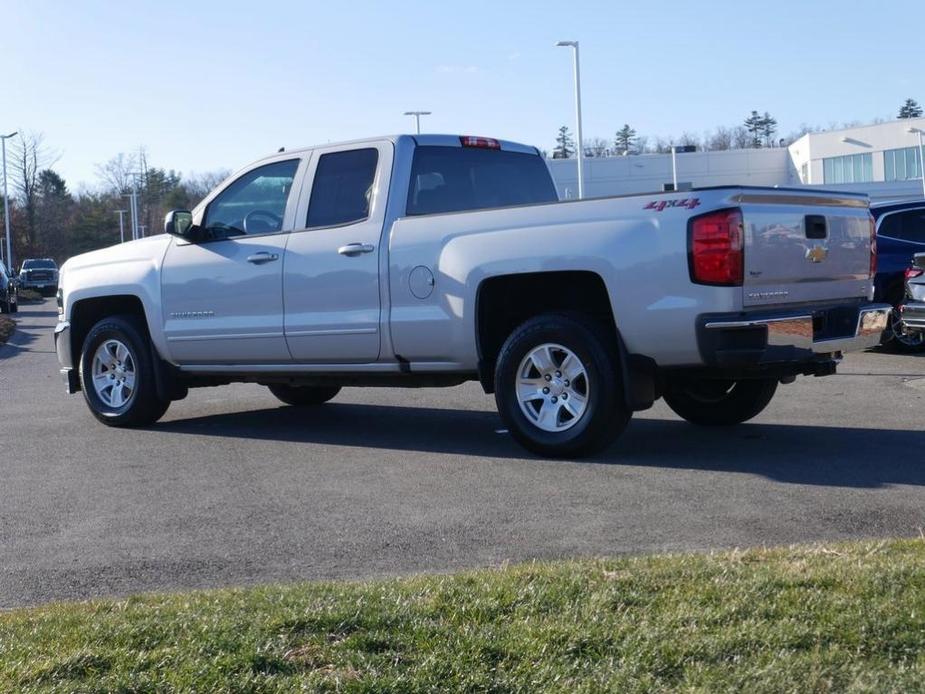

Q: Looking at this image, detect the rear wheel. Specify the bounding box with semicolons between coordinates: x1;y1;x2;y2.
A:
664;378;777;426
494;314;630;458
0;300;7;314
267;384;341;407
79;315;170;427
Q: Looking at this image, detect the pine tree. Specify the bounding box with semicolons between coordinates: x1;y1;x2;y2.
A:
553;126;575;159
744;111;764;148
614;124;637;155
899;98;923;119
761;112;778;147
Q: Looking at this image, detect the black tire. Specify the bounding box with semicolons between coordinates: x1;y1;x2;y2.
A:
0;300;7;314
494;314;630;458
79;314;170;427
9;300;17;314
664;378;777;426
268;384;341;407
882;304;925;353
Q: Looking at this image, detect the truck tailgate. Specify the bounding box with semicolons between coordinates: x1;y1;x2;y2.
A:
739;192;873;308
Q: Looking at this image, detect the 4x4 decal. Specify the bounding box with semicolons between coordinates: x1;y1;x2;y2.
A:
644;198;701;212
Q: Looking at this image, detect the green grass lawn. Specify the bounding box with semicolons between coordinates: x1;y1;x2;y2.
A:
3;539;925;693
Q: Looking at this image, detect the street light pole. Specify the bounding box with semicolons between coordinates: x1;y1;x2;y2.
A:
115;210;127;243
1;131;17;271
556;41;584;199
909;127;925;200
403;111;431;134
670;145;679;192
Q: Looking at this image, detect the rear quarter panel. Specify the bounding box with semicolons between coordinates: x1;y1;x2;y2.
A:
388;192;742;369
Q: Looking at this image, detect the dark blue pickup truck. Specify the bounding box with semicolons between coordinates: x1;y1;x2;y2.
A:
872;200;925;350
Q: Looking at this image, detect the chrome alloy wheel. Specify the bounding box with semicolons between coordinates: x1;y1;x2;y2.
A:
91;339;137;409
515;343;589;432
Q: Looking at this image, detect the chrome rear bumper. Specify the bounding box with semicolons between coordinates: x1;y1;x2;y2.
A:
704;304;891;355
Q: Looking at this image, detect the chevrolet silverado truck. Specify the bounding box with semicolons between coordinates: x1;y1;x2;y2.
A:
54;134;890;457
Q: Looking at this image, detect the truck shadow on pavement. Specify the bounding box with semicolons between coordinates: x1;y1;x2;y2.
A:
157;403;925;490
0;310;50;358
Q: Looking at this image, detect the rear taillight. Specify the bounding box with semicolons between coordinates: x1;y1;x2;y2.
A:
869;215;877;278
906;267;924;281
688;208;744;286
459;136;501;150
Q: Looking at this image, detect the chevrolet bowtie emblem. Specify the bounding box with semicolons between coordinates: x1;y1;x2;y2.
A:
806;245;828;263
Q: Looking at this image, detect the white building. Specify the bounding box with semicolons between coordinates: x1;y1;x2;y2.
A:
547;117;925;202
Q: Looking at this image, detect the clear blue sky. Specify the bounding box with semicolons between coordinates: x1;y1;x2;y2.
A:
3;0;921;189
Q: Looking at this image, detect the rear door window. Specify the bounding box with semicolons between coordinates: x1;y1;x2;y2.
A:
406;146;558;216
879;209;925;243
306;148;379;228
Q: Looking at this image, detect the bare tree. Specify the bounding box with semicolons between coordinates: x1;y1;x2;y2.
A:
95;152;139;194
585;137;609;158
10;132;58;258
184;170;231;203
652;137;672;154
677;132;700;150
706;127;734;151
634;135;650;154
732;126;752;149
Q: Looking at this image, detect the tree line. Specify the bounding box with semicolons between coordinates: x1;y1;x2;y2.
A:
0;133;229;268
552;98;924;159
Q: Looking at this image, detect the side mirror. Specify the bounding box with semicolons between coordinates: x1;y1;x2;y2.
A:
164;210;195;238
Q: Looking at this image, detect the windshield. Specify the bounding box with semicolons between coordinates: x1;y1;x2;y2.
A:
23;259;57;269
406;146;558;216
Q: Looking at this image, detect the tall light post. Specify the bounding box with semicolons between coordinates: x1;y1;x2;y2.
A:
1;131;17;271
403;111;431;134
670;145;679;192
556;40;584;199
115;209;127;243
908;127;925;199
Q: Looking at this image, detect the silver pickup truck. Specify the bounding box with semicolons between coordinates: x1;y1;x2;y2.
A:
55;134;890;457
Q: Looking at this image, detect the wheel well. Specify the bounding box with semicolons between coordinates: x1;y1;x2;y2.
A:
70;295;148;361
475;271;618;390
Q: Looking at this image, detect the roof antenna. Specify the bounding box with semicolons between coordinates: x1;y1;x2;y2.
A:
278;146;285;152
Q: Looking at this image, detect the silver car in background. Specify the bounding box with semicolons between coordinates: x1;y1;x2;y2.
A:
900;253;925;341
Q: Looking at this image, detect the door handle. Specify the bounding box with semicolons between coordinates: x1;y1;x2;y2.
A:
338;243;375;257
246;252;279;264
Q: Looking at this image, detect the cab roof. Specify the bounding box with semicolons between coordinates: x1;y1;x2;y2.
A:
260;134;541;161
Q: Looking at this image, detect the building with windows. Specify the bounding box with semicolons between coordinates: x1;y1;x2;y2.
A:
547;117;925;202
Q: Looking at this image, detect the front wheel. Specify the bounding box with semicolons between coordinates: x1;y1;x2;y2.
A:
79;315;170;427
494;314;630;458
664;378;777;426
267;384;341;407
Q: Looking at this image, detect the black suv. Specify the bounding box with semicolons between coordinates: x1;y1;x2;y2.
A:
0;259;18;313
18;258;59;297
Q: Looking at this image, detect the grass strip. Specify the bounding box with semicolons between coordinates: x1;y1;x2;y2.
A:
2;539;925;692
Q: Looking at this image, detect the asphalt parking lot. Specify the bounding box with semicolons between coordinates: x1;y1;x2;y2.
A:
1;299;924;608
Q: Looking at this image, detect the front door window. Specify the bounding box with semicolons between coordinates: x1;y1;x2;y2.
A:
203;160;299;239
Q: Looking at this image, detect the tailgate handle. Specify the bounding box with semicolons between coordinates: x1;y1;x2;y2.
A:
805;215;827;239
